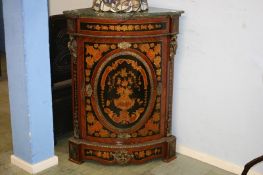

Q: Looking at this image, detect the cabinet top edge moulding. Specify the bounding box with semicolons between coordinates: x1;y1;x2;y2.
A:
64;7;184;19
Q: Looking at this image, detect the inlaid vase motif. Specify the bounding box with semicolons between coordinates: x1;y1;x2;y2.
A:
93;51;156;132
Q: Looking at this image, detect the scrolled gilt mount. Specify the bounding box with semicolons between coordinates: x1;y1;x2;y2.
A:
68;36;77;59
170;35;178;60
112;150;134;165
92;0;148;12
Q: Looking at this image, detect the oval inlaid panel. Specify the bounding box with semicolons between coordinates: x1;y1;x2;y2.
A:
92;51;157;133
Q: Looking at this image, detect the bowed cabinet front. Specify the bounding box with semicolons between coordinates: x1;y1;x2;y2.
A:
65;8;183;165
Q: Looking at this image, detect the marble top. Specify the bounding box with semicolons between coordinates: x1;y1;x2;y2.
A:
64;7;184;19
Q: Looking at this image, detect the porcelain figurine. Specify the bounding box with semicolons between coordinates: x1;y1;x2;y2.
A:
92;0;148;12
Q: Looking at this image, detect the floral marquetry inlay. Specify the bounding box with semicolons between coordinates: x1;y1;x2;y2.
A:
80;22;166;32
84;147;162;163
84;41;163;138
93;52;156;132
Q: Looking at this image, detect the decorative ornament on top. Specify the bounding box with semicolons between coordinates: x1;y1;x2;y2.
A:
92;0;149;13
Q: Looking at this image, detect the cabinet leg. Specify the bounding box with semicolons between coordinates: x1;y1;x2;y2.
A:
69;140;83;164
163;136;177;162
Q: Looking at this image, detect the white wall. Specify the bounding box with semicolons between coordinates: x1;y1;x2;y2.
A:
49;0;263;173
49;0;92;15
159;0;263;174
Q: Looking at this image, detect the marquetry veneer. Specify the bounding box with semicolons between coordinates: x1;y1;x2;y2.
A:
64;7;183;165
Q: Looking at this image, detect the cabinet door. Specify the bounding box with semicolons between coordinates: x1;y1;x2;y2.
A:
78;37;169;144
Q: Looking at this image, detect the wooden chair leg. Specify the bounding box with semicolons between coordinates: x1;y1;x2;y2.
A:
241;155;263;175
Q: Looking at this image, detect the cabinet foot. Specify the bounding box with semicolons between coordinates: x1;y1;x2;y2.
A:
69;140;83;164
163;136;176;162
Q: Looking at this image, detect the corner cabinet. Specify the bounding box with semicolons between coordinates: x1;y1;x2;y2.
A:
64;7;183;165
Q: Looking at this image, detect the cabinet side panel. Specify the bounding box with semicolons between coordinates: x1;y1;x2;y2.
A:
166;16;179;136
68;18;80;138
167;54;174;136
78;37;86;139
70;36;80;138
160;35;170;137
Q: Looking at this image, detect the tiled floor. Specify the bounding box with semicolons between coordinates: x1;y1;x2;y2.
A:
0;55;236;175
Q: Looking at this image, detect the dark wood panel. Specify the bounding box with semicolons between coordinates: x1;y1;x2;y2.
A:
49;15;73;140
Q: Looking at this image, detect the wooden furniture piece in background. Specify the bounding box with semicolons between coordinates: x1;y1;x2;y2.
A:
64;7;183;164
0;55;2;78
49;15;73;139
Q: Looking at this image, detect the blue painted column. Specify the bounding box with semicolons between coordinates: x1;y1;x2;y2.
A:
3;0;57;173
